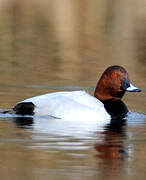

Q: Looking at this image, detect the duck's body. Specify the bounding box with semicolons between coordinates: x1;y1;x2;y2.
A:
4;65;141;121
18;91;110;121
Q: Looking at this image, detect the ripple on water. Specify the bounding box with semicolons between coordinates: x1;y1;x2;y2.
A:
126;111;146;126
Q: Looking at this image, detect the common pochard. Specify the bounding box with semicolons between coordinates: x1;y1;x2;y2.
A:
4;65;141;122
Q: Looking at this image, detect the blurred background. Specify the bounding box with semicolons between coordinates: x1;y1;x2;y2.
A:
0;1;145;180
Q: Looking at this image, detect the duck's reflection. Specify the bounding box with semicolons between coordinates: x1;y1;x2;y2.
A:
95;118;127;168
13;115;128;165
13;115;128;174
13;116;34;128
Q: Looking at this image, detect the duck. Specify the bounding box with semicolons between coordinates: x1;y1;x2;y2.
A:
3;65;141;121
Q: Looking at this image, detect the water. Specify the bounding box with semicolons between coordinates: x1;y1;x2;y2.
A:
0;0;146;180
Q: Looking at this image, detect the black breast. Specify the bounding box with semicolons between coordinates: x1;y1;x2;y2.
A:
102;99;128;119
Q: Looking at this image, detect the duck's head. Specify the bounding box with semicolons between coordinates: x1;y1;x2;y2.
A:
94;65;141;101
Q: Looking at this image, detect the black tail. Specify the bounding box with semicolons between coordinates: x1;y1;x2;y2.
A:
1;109;13;114
13;102;35;115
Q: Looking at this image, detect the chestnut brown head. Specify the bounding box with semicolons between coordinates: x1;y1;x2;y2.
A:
94;65;141;101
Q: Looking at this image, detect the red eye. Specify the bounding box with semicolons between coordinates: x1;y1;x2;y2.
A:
112;73;117;79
